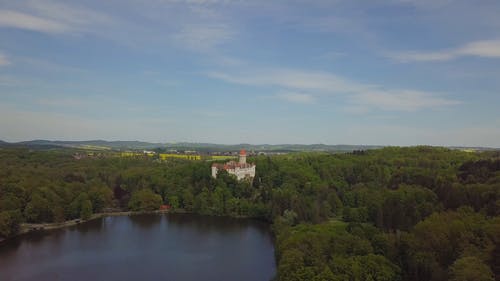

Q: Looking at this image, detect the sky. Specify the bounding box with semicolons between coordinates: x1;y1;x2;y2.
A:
0;0;500;146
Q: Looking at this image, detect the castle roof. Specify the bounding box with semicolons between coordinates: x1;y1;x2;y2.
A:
239;149;246;156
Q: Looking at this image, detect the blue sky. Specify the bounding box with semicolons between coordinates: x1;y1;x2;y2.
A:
1;0;499;146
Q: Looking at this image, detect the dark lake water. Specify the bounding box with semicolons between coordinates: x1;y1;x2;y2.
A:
0;214;276;281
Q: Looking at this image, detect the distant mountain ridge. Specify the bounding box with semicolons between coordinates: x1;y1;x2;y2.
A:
17;140;163;149
0;139;497;152
0;139;384;152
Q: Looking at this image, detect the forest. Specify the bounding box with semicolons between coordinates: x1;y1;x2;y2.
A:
0;146;499;281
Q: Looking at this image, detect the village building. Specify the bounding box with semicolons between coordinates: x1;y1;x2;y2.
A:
211;149;256;180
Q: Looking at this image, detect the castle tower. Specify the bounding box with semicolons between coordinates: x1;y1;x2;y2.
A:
239;149;247;164
212;148;255;180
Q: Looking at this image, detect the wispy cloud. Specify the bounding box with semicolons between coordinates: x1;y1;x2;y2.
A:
0;75;19;86
318;51;347;61
340;123;500;147
209;67;460;111
208;68;367;93
173;24;235;51
387;39;500;62
304;16;372;38
393;0;456;9
0;10;68;33
36;97;92;108
0;102;174;142
276;92;316;104
352;90;461;111
0;53;10;66
0;1;114;34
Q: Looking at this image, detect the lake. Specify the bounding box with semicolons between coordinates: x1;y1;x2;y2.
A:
0;214;276;281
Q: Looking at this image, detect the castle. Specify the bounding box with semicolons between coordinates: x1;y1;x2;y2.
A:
211;149;256;180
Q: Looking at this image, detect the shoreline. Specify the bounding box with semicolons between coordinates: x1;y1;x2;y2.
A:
0;209;174;244
20;209;176;233
1;209;267;244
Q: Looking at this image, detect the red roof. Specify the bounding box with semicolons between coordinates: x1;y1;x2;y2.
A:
239;149;246;156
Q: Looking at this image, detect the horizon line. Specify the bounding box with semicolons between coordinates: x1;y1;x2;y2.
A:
1;139;498;149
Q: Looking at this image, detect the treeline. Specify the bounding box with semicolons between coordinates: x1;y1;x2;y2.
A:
269;147;499;281
0;148;274;235
0;147;499;281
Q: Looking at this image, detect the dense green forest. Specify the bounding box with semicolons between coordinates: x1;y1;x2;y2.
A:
0;147;499;281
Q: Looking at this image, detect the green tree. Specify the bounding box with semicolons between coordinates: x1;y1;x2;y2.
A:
168;195;180;210
194;187;211;215
449;256;494;281
182;189;194;211
0;210;22;238
212;185;227;215
80;199;93;220
88;185;113;213
69;193;90;219
24;194;52;222
128;189;162;211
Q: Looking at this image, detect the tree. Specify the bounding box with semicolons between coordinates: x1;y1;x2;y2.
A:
354;254;401;281
128;189;162;211
69;193;90;219
194;187;211;215
449;256;494;281
212;185;227;215
282;209;298;226
24;194;52;222
80;199;93;220
182;189;194;211
168;195;180;210
88;185;113;212
0;210;22;238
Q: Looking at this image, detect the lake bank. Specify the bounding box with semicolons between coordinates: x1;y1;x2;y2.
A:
0;209;174;244
1;208;268;244
0;213;276;281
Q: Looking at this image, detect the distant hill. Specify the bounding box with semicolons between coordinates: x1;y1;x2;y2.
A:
0;140;497;152
16;140;163;150
162;143;385;153
0;139;383;152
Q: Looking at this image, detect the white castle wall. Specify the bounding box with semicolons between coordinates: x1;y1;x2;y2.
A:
212;165;255;180
212;150;255;181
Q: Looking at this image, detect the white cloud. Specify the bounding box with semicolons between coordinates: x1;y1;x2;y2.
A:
25;0;112;27
339;123;500;147
393;0;456;9
36;97;91;108
387;39;500;62
0;75;18;86
319;51;347;61
353;90;461;111
0;53;10;66
0;1;115;34
276;92;316;104
173;24;235;51
303;15;373;39
0;102;175;142
0;10;68;33
209;67;460;111
459;40;500;58
161;0;230;4
208;68;368;93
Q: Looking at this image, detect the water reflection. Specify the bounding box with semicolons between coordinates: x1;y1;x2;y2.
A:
128;213;162;228
69;217;105;234
166;213;269;234
0;214;276;281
